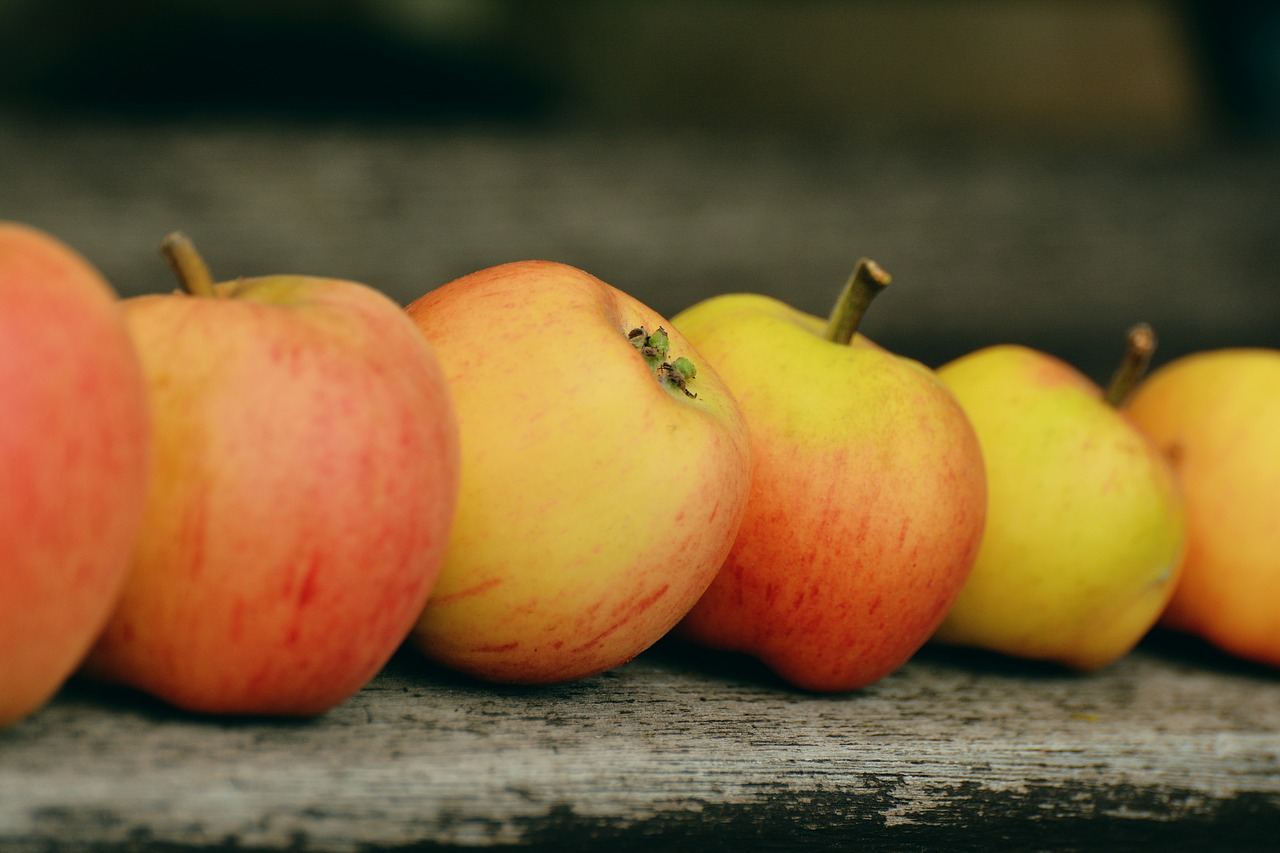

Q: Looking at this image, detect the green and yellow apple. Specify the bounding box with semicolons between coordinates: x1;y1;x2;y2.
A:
932;326;1186;670
404;260;751;684
1123;348;1280;667
671;260;988;692
82;233;460;716
0;223;151;728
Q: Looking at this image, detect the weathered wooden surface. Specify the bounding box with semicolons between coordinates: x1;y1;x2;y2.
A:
3;121;1280;850
2;637;1279;851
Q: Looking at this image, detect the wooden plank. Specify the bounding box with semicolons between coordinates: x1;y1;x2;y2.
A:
2;637;1277;850
3;122;1279;850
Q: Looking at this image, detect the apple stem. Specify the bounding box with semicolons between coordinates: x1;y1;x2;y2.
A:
160;232;218;298
823;259;891;346
1103;323;1156;407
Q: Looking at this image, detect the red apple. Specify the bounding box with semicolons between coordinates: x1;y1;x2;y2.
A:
404;260;751;684
0;222;151;728
82;233;460;716
671;261;987;692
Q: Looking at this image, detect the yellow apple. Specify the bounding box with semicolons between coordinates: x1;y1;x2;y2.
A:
0;223;151;728
83;234;460;716
932;327;1186;670
671;261;987;692
405;260;751;684
1123;348;1280;667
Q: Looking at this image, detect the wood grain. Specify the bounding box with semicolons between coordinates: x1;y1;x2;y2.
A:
2;637;1277;851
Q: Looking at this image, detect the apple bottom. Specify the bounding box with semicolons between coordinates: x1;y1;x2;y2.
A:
678;443;984;694
411;465;749;686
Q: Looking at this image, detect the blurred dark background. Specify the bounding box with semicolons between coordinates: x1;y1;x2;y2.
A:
1;0;1277;381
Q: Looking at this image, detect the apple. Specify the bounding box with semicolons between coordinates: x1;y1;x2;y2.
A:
931;325;1186;670
1123;348;1280;667
404;260;751;684
82;233;460;716
670;260;988;692
0;223;151;728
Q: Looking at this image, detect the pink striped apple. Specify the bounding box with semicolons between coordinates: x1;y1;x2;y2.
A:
82;234;459;716
0;222;151;728
671;261;987;692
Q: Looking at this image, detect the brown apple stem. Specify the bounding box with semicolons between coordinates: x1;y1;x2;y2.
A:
160;232;218;298
1103;322;1157;407
823;258;891;346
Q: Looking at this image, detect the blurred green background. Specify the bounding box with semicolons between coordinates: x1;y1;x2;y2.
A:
1;1;1277;380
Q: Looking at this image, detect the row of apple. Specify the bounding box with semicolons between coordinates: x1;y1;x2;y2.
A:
2;220;1276;728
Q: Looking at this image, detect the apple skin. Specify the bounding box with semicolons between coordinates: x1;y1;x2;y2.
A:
1123;348;1280;667
932;345;1186;670
670;293;987;693
404;260;751;685
83;269;460;716
0;223;151;728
